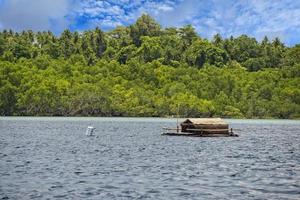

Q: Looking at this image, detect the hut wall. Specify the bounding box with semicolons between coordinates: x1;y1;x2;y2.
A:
181;124;229;134
180;118;230;134
193;124;229;129
181;124;193;132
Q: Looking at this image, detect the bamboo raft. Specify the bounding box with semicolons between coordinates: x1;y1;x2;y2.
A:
162;118;238;137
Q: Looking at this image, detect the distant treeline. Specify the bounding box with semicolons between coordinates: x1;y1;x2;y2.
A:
0;14;300;118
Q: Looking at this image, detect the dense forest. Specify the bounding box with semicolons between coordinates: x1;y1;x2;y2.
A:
0;14;300;118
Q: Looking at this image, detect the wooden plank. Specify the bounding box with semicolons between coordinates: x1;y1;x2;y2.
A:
161;132;237;137
186;128;229;132
181;123;227;125
182;124;229;129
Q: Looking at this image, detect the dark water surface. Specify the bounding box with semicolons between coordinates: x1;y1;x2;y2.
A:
1;117;300;200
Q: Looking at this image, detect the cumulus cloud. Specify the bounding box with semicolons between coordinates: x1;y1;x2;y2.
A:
154;0;300;45
71;0;179;30
0;0;299;45
0;0;73;32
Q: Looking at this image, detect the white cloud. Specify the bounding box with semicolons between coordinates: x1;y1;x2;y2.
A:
157;5;174;12
101;18;122;28
72;0;299;45
0;0;298;45
246;0;300;43
72;0;179;30
0;0;74;32
82;7;103;17
168;0;300;44
156;0;202;27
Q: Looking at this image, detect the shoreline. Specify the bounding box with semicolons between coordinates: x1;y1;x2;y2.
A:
1;116;299;122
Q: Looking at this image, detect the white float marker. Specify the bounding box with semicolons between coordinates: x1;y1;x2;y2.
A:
86;126;95;136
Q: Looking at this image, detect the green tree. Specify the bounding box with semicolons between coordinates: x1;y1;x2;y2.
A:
136;36;163;62
130;14;161;46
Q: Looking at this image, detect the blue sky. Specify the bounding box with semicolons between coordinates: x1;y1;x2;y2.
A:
0;0;299;46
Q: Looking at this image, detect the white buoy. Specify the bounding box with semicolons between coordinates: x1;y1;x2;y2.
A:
86;126;95;136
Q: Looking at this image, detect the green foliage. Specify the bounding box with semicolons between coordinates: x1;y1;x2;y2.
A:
137;36;162;62
130;14;161;46
185;39;228;68
0;15;299;118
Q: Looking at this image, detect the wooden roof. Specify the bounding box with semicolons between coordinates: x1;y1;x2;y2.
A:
181;118;227;125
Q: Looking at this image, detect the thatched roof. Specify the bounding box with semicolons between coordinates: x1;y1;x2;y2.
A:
181;118;227;125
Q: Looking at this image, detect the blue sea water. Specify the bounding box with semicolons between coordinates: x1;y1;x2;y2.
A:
0;117;300;199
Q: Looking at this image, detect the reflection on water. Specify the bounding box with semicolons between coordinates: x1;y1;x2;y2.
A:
0;117;300;199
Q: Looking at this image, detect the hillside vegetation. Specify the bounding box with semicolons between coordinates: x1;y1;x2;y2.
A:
1;15;300;118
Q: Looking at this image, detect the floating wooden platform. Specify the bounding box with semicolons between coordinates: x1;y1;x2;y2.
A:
161;131;238;137
162;118;239;137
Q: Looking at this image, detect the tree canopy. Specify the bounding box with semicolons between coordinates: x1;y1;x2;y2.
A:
0;14;299;118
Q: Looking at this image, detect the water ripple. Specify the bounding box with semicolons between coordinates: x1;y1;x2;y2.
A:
0;118;300;200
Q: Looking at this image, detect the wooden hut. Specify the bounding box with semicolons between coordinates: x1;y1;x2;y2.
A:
181;118;229;134
162;118;237;137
